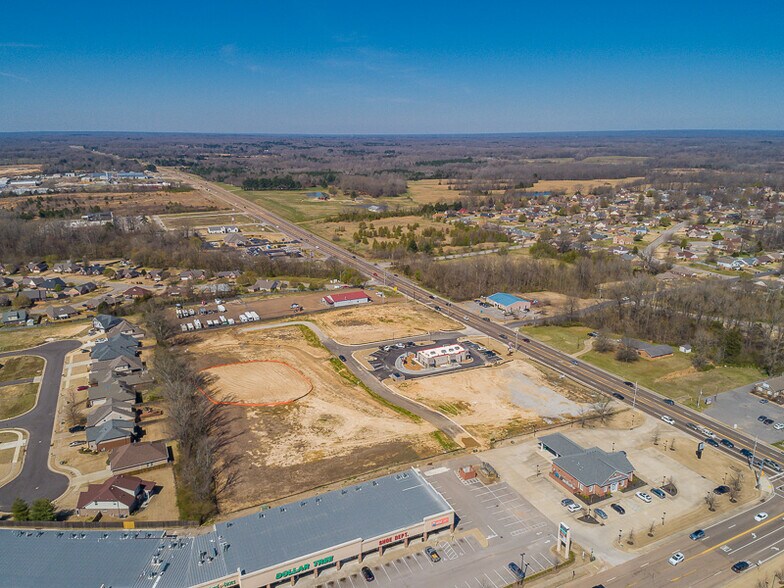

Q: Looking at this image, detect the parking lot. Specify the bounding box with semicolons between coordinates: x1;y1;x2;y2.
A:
299;462;559;588
705;387;784;444
367;338;496;380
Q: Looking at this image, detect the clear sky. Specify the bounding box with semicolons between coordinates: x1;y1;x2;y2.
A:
1;1;783;133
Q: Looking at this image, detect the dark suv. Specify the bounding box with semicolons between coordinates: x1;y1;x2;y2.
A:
610;503;625;515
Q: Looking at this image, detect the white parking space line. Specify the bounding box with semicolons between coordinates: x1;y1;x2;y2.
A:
483;573;498;588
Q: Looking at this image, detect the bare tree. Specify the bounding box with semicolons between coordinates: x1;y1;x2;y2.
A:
64;389;83;428
728;472;743;503
651;428;661;446
648;521;656;537
705;492;717;512
592;397;614;424
593;333;614;353
774;567;784;585
669;438;676;452
626;529;635;545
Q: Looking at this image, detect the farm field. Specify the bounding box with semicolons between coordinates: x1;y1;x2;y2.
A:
186;324;440;512
525;176;644;193
406;179;462;204
305;298;463;345
157;211;257;229
392;358;591;443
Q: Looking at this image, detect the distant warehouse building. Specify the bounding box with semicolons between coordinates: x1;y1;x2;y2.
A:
416;344;469;368
322;290;371;308
485;292;532;314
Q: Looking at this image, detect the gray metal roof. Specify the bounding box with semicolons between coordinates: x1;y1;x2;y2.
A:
623;338;673;358
554;447;635;487
538;433;584;457
217;468;452;577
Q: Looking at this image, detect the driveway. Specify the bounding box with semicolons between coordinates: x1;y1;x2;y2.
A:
704;386;784;445
0;340;81;510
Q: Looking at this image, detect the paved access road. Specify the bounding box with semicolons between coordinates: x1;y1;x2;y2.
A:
0;340;80;510
573;494;784;587
167;169;784;474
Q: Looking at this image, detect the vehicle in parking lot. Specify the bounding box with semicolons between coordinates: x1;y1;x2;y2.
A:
561;498;575;507
567;503;582;513
740;448;754;458
610;503;625;514
731;561;750;573
760;398;769;404
361;566;375;581
594;508;608;520
720;438;734;448
775;422;784;430
507;562;525;580
755;512;768;521
758;415;768;422
76;385;90;391
650;487;666;499
713;485;730;495
636;491;652;503
668;552;685;566
690;529;705;540
425;546;441;562
663;398;675;406
612;392;625;400
705;438;719;447
661;415;675;425
765;418;775;425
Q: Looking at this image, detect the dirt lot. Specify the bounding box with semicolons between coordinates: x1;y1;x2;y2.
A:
392;358;588;443
158;211;257;229
307;298;463;345
521;291;601;318
185;325;439;512
202;360;312;405
525;177;644;194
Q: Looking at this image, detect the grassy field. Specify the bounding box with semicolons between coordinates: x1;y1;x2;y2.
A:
525;177;644;194
582;350;764;408
406;179;462;204
0;382;39;419
0;322;90;353
521;325;594;354
159;212;257;229
0;356;44;382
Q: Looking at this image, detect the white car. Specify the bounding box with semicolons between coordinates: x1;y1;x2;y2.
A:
566;503;582;513
661;415;675;425
774;423;784;430
668;552;685;566
754;512;768;522
636;491;652;503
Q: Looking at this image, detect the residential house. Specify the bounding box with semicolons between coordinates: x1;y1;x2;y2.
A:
76;474;155;517
27;261;47;273
249;279;283;292
223;234;249;248
1;309;28;326
44;305;79;320
147;269;166;282
88;381;137;407
539;433;635;497
106;319;145;339
19;289;50;303
115;268;140;280
91;334;141;361
93;314;123;333
64;282;97;297
613;235;634;246
53;261;81;274
673;249;699;261
623;338;674;360
0;263;19;275
109;441;169;475
215;270;242;281
122;286;153;299
86;419;136;451
86;400;137;428
0;277;14;289
179;270;207;282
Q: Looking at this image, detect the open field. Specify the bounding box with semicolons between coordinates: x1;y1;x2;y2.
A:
313;214;450;255
0;186;228;217
0;355;44;382
201;360;312;405
0;382;38;420
305;298;462;345
157;211;257;229
526;177;644;193
521;325;595;354
406;179;462;204
520;291;601;319
186;325;439;512
0;164;42;176
392;358;589;443
582;349;764;408
0;321;90;353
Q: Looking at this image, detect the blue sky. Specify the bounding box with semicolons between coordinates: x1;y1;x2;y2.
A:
1;1;783;133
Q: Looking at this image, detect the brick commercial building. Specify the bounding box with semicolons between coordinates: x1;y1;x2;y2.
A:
415;344;469;368
539;433;635;497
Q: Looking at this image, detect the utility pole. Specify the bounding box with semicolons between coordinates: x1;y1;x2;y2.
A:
697;388;703;409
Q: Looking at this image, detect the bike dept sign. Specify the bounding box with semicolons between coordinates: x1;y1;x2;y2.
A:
275;555;334;581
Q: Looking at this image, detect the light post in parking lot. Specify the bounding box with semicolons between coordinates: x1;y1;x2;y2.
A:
618;529;623;544
661;511;666;526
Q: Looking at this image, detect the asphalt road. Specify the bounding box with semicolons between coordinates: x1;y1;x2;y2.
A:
169;169;784;473
0;340;80;510
572;494;784;587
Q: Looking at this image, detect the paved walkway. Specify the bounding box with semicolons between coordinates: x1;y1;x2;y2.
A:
0;377;33;388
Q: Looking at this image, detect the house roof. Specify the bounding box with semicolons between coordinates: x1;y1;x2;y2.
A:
88;382;136;403
538;433;585;458
76;474;155;509
623;338;673;358
554;447;635;487
323;290;370;304
85;401;136;428
94;314;122;330
487;292;529;307
90;333;140;361
45;305;77;318
86;420;135;445
110;441;168;472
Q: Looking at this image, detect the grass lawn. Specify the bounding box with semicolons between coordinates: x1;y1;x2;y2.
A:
521;325;594;354
582;350;765;408
0;321;90;353
0;356;44;382
0;382;39;419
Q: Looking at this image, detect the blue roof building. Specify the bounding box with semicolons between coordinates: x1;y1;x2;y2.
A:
486;292;532;313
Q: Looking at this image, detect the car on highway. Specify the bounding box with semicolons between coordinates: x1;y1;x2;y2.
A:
689;529;705;540
507;562;525;580
740;448;754;458
650;487;666;499
594;508;608;520
751;457;764;469
731;561;750;573
663;398;675;406
668;552;685;566
428;295;434;299
361;566;375;581
571;359;579;365
764;418;775;425
713;485;730;495
522;337;530;342
764;459;782;472
661;415;675;425
636;491;652;503
425;547;441;562
338;355;347;362
623;381;634;387
612;392;625;400
720;438;735;449
686;423;699;431
704;438;719;447
482;317;491;322
754;512;768;522
561;498;575;507
567;503;582;513
499;334;507;339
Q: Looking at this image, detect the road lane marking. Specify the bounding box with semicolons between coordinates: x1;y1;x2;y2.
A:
698;516;784;556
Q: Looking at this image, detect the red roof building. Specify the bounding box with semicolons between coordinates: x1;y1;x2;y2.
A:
76;474;156;518
322;290;371;308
